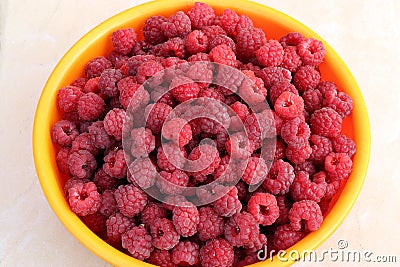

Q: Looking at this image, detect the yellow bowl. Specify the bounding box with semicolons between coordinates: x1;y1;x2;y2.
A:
33;0;371;266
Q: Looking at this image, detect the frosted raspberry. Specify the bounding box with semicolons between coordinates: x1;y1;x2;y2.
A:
148;249;175;267
103;149;127;179
208;34;236;54
150;85;176;107
88;121;111;149
247;193;279;226
162;11;191;39
68;149;97;179
122;226;153;260
83;77;100;94
290;171;327;202
188;143;221;178
140;202;167;226
281;117;311;148
56;147;71;173
112;28;137;55
297;38;326;66
269;80;298;106
187;2;215;29
331;134;356;157
106;212;133;242
324;152;352;181
99;190;118;217
81;212;107;237
310;134;333;163
162;118;192;147
242;157;269;186
171;240;200;266
51;120;79;147
289;200;323;231
93;169;121;193
77;92;104;121
324;91;353;118
256;40;284;67
71;132;99;155
85;56;112;79
262;159;295;195
157;169;189;195
239;70;267;104
200;238;234;267
281;46;302;72
185;30;208;55
303;88;323;113
169;76;200;103
114;184;147;217
107;50;129;66
150;218;180;250
310;107;342;137
218;9;239;36
209;44;237;67
57;86;84;113
280;32;304;48
103;108;125;140
143;16;167;44
98;69;123;97
236;27;267;59
230;101;249;121
215;64;244;95
293;65;321;93
157;143;187;172
213;186;242;217
130;127;155;158
197;207;225;241
68;181;101;216
145;103;172;134
224;212;259;247
255;66;291;89
316;80;338;98
272;224;305;251
274;91;304;119
286;142;312;164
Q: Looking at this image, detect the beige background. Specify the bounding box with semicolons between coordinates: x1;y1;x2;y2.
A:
1;0;399;266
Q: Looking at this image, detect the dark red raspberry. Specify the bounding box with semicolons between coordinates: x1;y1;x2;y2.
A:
324;152;353;181
256;40;284;67
244;233;267;253
93;169;121;193
128;157;157;189
51;120;79;147
171;240;200;266
248;193;279;226
289;200;323;231
103;108;125;140
122;226;153;260
83;77;100;94
88;121;111;149
185;30;208;55
208;34;236;54
172;204;199;237
150;85;176;107
128;55;157;76
198;87;224;103
112;28;137;55
98;68;123;97
230;101;249;121
281;117;311;148
169;76;200;103
293;65;321;93
274;91;304;119
143;16;167;44
202;25;226;40
81;212;107;237
197;207;225;241
235;14;254;34
156;37;187;58
242;157;269;186
118;80;149;111
218;9;239;36
302;88;323;113
106;212;133;242
235;181;249;201
140;202;167;226
56;147;71;173
77;92;104;121
331;134;356;157
162;118;192;147
325;179;341;199
236;27;267;59
310;107;342;137
272;223;305;251
224;212;259;247
290;171;327;202
316;80;338;98
209;44;237;67
213;186;242;217
70;77;86;88
162;11;191;39
286;142;312;164
150;218;180;250
145;103;172;134
281;46;302;72
68;149;97;179
109;96;124;109
136;60;164;84
130;127;155;158
107;50;129;66
157;169;189;195
324;91;353;118
275;195;291;225
148;249;176;267
103;149;127;179
114;184;147;217
68;181;101;216
57;86;84;113
279;32;304;48
71;132;99;155
294;160;317;176
85;56;112;79
297;38;326;66
99;189;118;217
187;2;215;29
262;159;295;195
310;134;333;163
64;178;89;196
200;238;234;267
269;80;298;106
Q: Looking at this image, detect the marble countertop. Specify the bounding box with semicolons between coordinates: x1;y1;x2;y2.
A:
1;0;399;266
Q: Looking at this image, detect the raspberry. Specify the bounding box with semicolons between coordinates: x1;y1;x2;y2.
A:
140;202;167;226
269;80;298;106
118;80;150;111
290;171;327;202
88;121;111;149
294;160;317;176
145;103;172;134
107;50;129;66
185;30;208;55
331;134;356;157
136;60;164;84
297;38;326;66
224;211;259;247
248;193;279;226
143;16;167;44
243;114;263;151
208;34;236;54
275;195;291;225
324;91;353;118
162;118;192;147
68;149;97;179
201;25;226;40
255;66;291;89
83;77;100;94
262;159;295;195
272;223;305;251
56;147;71;173
281;117;311;148
77;92;104;121
169;76;200;103
187;143;220;178
128;55;157;76
310;134;333;163
289;200;323;231
286;142;312;164
99;190;118;217
150;218;180;250
157;169;189;195
213;186;242;217
122;226;153;260
148;250;175;267
281;46;302;73
236;27;267;59
103;108;126;140
256;40;284;67
64;177;89;196
200;238;234;267
81;212;107;237
235;14;254;34
324;152;353;181
218;9;239;36
130;127;155;158
187;2;215;29
98;68;123;97
310;107;342;137
198;87;224;103
112;28;137;55
242;157;269;186
157;37;187;58
57;86;84;113
157;143;187;172
85;56;112;79
245;233;267;253
185;62;213;89
106;212;134;242
279;32;304;48
51;120;79;147
71;132;99;155
274;91;304;119
197;207;225;241
70;77;86;88
171;240;200;266
230;102;249;121
68;181;101;216
216;64;244;95
325;179;341;199
128;157;157;189
261;137;285;162
293;65;321;93
93;169;120;193
209;44;237;67
239;70;267;104
103;149;127;179
172;204;199;237
150;85;176;107
302;88;323;113
316;81;338;97
114;184;147;217
162;11;191;39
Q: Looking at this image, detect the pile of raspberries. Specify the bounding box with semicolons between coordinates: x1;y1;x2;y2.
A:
51;2;356;267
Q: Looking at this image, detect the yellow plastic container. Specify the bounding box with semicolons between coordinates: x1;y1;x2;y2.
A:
33;0;370;266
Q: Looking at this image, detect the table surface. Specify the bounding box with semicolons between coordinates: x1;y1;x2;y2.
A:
1;0;399;266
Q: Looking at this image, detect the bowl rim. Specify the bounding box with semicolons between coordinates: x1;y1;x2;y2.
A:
33;0;371;266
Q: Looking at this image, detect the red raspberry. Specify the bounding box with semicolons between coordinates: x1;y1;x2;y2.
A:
230;102;249;121
51;120;79;147
324;152;353;181
294;160;317;176
83;77;100;94
215;64;244;95
316;80;338;98
324;91;353;118
85;56;112;79
143;16;167;44
235;14;254;34
293;65;321;93
281;46;302;72
224;212;259;247
325;179;341;199
286;142;312;164
331;134;356;157
255;66;291;89
256;40;284;67
236;27;267;59
114;184;147;217
290;171;327;202
261;137;286;162
122;226;153;260
289;200;323;231
185;30;208;55
77;92;104;121
262;159;295;195
209;44;237;68
274;91;304;119
281;117;311;148
99;190;118;217
88;121;111;149
103;108;126;140
98;69;123;97
169;76;200;103
279;32;304;48
57;86;84;113
128;55;157;76
71;132;99;155
157;142;187;172
172;204;199;237
198;87;225;103
171;240;200;266
56;147;71;173
272;223;305;251
208;34;236;54
310;134;333;163
297;38;326;66
150;85;176;107
157;37;187;58
187;143;220;178
70;77;86;88
64;178;89;196
245;233;267;253
119;83;150;111
81;212;107;237
213;186;242;217
225;131;251;160
107;50;129;66
93;169;120;193
140;202;167;226
310;107;342;137
130;127;155;158
148;249;176;267
68;149;97;179
269;80;298;106
218;9;239;36
197;207;225;241
162;118;192;147
239;70;267;104
243;114;263;151
103;149;127;179
150;218;180;250
242;157;269;186
200;238;234;267
157;169;189;195
201;25;226;40
248;193;279;226
145;103;172;134
136;60;164;84
128;157;158;189
187;2;215;29
275;195;291;225
162;11;191;39
68;181;101;216
302;88;323;113
112;28;137;55
106;212;133;242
